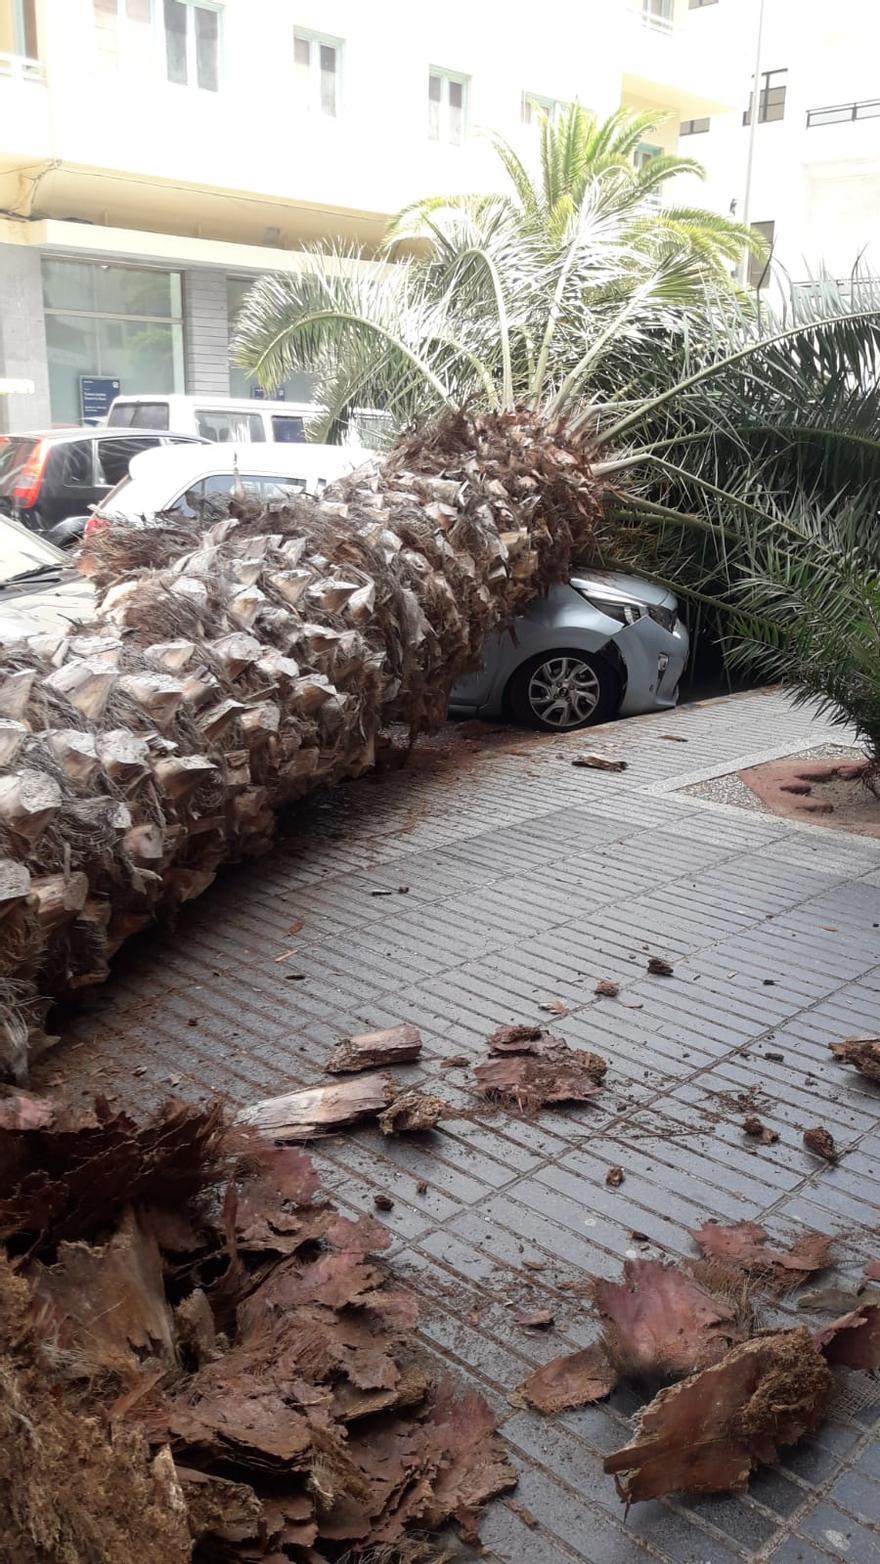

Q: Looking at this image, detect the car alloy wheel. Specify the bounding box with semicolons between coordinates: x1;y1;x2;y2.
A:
527;655;601;729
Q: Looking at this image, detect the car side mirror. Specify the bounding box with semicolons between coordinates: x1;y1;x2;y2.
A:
47;515;90;548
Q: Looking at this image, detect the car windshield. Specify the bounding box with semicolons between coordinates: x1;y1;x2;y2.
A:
0;512;65;585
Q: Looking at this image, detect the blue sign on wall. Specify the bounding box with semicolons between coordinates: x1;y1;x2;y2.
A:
252;385;285;401
80;376;120;423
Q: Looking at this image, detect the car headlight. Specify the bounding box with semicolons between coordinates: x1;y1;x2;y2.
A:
646;603;677;634
576;592;678;634
576;591;642;625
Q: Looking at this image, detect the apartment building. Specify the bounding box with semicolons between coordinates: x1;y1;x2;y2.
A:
1;0;869;434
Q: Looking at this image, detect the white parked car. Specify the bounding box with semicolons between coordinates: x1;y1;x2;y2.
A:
58;442;375;542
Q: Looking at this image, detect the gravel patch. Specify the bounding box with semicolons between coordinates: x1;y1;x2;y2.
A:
682;743;863;814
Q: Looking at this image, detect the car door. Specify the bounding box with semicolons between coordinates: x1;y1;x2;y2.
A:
95;436;164;498
42;439;99;530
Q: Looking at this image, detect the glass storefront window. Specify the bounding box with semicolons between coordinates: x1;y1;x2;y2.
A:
226;276;316;405
43;258;183;425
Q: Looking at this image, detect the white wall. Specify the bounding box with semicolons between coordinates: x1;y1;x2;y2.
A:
669;0;880;281
37;0;624;221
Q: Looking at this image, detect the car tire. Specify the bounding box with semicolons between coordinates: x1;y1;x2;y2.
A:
506;650;620;732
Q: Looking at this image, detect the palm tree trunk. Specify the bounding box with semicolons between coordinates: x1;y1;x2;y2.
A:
0;411;602;1080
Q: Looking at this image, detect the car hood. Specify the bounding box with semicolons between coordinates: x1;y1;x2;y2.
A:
0;576;97;643
569;569;677;610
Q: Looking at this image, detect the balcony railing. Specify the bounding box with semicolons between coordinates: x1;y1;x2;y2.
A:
806;98;880;127
0;51;46;84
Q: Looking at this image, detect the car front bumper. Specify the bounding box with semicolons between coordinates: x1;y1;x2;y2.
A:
617;615;689;716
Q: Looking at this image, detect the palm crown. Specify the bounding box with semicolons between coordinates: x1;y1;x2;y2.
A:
232;109;880;747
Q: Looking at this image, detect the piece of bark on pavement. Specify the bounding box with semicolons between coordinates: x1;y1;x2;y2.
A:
240;1073;394;1142
486;1023;543;1054
743;1116;778;1144
378;1091;445;1135
829;1038;880;1083
514;1309;555;1329
689;1220;833;1291
813;1301;880;1371
594;979;619;998
516;1343;617;1413
604;1327;831;1503
803;1127;838;1163
326;1023;422;1074
475;1045;606;1114
593;1259;744;1379
647;956;674;977
571;755;628;772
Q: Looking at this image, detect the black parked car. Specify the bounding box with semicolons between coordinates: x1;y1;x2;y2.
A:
0;428;204;543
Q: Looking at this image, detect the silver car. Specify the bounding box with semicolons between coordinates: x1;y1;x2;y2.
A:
449;570;689;732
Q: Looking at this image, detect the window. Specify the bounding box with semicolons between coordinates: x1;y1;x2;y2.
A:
61;442;94;487
42;259;184;426
172;473;267;524
641;0;673;22
293;30;341;116
130;402;170;429
227;277;318;404
428;69;468;145
680;117;710;135
107;402;171;428
633;141;662;173
195;409;265;441
689;0;718;7
96;436;160;485
93;0;151;67
744;69;787;125
522;92;565;127
163;0;219;91
263;476;307;502
12;0;39;57
271;415;306;443
748;220;774;289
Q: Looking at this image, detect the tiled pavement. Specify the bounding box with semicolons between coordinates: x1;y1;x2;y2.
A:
38;689;880;1564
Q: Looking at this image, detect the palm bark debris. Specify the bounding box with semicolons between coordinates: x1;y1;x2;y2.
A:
0;1092;515;1562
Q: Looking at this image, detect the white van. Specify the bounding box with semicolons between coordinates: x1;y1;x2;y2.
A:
106;393;318;446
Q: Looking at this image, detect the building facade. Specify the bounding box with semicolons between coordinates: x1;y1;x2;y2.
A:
0;0;874;433
671;0;880;293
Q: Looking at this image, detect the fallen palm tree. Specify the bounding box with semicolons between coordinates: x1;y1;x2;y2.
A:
0;1091;515;1562
0;412;602;1079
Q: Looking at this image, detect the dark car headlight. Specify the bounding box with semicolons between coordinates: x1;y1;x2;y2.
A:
576;591;677;634
576;591;641;625
646;603;677;634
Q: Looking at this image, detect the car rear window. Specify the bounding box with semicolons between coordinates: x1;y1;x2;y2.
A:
195;410;266;442
271;415;306;443
95;436;161;486
130;402;170;430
